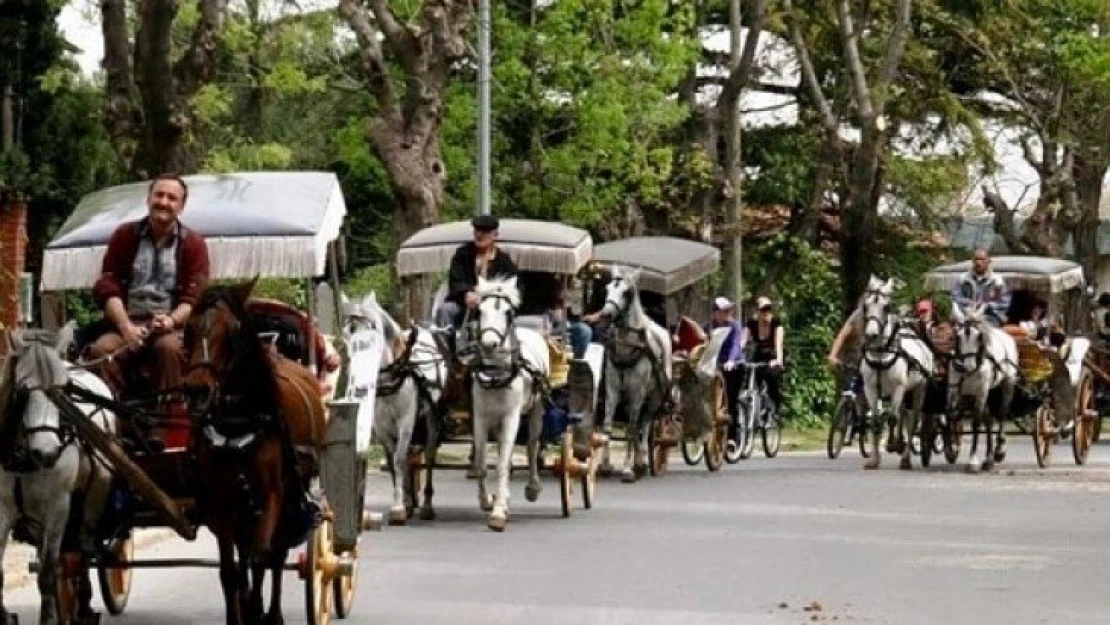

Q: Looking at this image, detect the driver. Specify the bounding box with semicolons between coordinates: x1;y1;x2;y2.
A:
434;215;518;348
952;248;1011;326
86;173;210;399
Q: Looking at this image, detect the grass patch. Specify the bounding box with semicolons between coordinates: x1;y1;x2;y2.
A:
780;421;829;453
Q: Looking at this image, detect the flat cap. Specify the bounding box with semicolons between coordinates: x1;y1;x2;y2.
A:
471;214;500;231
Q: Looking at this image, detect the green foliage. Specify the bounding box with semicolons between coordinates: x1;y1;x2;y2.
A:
342;263;394;302
743;235;842;426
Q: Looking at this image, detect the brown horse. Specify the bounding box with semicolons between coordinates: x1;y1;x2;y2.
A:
182;279;327;625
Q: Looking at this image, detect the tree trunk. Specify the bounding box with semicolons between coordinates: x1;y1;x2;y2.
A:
839;133;883;315
1073;149;1106;282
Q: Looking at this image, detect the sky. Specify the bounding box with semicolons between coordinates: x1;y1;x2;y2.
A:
57;3;1048;215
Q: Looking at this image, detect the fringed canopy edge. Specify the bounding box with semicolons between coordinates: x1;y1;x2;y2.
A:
396;239;593;277
40;236;323;291
598;252;720;294
923;266;1086;294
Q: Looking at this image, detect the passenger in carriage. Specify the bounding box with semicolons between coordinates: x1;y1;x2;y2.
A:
86;174;210;399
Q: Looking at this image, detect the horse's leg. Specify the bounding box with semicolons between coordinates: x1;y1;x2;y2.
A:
249;439;284;620
263;548;287;625
994;381;1014;464
420;410;441;521
524;391;544;503
472;392;493;513
33;474;74;625
599;364;618;475
862;369;882;470
901;381;925;470
967;389;986;473
622;375;648;483
490;398;522;531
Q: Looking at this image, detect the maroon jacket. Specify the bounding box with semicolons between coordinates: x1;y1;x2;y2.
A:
92;218;211;310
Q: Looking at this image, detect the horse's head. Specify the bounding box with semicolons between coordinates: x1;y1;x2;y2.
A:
346;291;405;368
475;275;520;354
182;278;266;413
5;322;76;467
951;303;988;372
861;276;897;344
602;266;641;321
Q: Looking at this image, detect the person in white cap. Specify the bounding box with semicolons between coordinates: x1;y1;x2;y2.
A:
705;296;746;448
745;295;786;414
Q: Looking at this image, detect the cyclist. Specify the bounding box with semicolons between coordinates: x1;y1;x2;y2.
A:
745;296;785;416
704;297;746;449
827;303;865;398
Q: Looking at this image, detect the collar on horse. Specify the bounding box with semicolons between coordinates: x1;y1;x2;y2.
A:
377;327;422;397
862;316;929;376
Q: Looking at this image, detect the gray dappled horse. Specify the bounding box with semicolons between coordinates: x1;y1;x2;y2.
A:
0;323;116;625
949;304;1018;472
597;267;672;482
858;277;934;470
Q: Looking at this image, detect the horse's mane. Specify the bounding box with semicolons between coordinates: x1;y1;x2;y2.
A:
195;285;280;414
476;275;521;309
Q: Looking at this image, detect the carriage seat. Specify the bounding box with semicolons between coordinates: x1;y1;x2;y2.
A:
246;298;339;398
672;316;708;360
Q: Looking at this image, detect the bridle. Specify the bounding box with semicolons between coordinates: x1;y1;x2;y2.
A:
476;292;517;352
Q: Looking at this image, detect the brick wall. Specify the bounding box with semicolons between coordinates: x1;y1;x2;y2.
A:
0;196;29;335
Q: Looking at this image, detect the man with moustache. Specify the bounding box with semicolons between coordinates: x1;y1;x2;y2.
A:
87;173;210;399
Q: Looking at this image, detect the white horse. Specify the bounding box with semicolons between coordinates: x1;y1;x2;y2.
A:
597;266;672;482
858;276;934;470
949;304;1018;472
0;323;117;625
472;275;550;531
353;292;448;525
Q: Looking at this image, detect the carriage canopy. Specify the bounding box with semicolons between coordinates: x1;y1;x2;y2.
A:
395;219;593;277
40;171;348;291
923;256;1086;294
590;236;720;295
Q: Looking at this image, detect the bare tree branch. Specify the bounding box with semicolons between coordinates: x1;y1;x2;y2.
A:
783;0;837;132
337;0;399;118
836;0;874;120
367;0;418;69
696;76;797;97
872;0;912;114
715;0;768;117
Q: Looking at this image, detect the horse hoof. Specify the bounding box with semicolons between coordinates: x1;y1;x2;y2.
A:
965;463;980;474
419;506;436;521
863;458;880;471
620;469;637;483
993;451;1006;463
263;612;285;625
634;464;648;479
488;513;508;532
388;507;408;526
981;460;995;472
900;457;913;471
524;483;542;502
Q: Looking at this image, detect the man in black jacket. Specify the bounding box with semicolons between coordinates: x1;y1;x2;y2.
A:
434;214;518;329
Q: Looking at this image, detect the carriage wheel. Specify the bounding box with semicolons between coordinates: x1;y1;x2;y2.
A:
1073;371;1097;466
304;520;334;625
98;535;134;615
1032;404;1055;469
333;545;358;619
560;429;574;518
704;374;727;472
919;415;934;469
649;417;673;475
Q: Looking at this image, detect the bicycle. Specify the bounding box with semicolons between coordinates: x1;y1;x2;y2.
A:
725;361;781;462
827;365;871;459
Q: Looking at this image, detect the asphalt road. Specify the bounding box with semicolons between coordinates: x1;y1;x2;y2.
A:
7;437;1110;624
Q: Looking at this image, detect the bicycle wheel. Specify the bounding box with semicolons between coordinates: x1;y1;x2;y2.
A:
827;398;853;459
762;409;781;458
738;399;756;460
725;402;747;464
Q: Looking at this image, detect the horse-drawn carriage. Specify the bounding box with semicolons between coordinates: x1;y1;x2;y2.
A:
15;171;372;624
392;219;604;527
923;256;1096;469
581;236;728;477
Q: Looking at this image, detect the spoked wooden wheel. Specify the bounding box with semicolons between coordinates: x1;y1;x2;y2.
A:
333;546;358;619
1033;404;1055;469
581;428;598;509
305;519;334;625
560;429;574;518
1074;370;1097;466
98;535;134;615
704;373;727;472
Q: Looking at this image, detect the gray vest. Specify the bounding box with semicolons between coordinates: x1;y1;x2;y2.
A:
127;223;179;317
